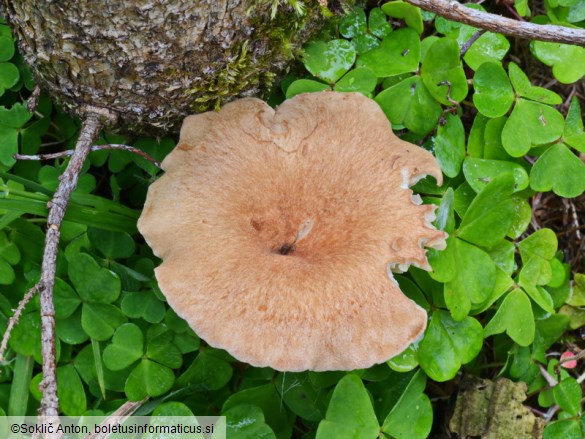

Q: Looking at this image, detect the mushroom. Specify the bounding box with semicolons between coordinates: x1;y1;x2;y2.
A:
138;92;446;371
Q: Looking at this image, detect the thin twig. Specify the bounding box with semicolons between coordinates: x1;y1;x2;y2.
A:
14;144;162;169
530;193;542;232
0;285;40;364
528;406;548;418
460;29;486;56
544;405;560;422
577;366;585;384
537;363;558;387
404;0;585;46
502;1;524;22
87;398;147;439
569;200;582;240
36;113;105;421
437;81;459;105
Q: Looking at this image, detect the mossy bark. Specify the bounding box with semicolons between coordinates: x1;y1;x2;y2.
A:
449;376;545;439
1;1;329;134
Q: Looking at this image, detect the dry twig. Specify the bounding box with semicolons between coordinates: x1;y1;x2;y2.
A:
36;113;105;420
404;0;585;46
14;144;162;169
460;28;486;56
87;398;148;439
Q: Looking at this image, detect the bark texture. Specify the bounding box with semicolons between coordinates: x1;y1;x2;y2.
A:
449;377;545;439
1;1;327;133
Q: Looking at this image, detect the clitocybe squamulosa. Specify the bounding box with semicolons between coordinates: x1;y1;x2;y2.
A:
138;92;446;371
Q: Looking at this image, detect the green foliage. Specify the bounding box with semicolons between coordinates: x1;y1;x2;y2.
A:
316;374;379;438
2;2;585;438
418;311;483;381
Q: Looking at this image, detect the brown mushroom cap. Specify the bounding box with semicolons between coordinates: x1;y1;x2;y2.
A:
138;92;446;371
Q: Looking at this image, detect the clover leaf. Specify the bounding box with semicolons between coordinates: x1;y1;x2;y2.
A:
0;103;32;167
531;40;585;84
316;374;379;439
57;364;87;416
508;62;563;105
458;173;516;248
419;311;483;382
564;97;585;152
553;378;582;416
0;230;18;284
54;277;81;319
434;114;465;178
518;228;558;286
473;62;514;118
530;144;585;198
357;28;420;77
421;38;468;105
68;253;121;303
223;384;294;438
521;228;558;262
103;323;144;371
285;80;330;99
0;35;14;62
381;1;423;34
387;342;420;372
381;370;432;439
463;157;529;193
485;289;535;346
146;330;183;369
339;8;367;38
81;303;127;341
276;372;327;422
176;350;233;390
543;419;582;439
375;76;441;134
368;7;392;38
463;32;509;71
0;62;19;95
445;238;496;320
120;291;165;323
303;40;356;84
125;358;175;401
501;99;564;157
334;67;377;94
56;309;89;345
87;227;136;259
224;404;276;439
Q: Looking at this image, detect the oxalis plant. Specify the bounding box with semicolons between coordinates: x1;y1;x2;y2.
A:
0;1;585;438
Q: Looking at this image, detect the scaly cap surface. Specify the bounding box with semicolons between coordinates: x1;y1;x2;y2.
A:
138;92;446;371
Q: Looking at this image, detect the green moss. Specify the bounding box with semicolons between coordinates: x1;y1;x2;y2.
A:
250;0;307;18
189;40;276;112
187;1;326;113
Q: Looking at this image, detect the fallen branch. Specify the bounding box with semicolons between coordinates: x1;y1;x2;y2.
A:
12;106;117;429
87;398;148;439
404;0;585;47
37;113;103;419
14;144;162;169
460;29;486;56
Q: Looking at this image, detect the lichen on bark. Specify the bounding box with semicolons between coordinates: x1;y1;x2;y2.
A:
449;376;545;439
1;0;329;134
